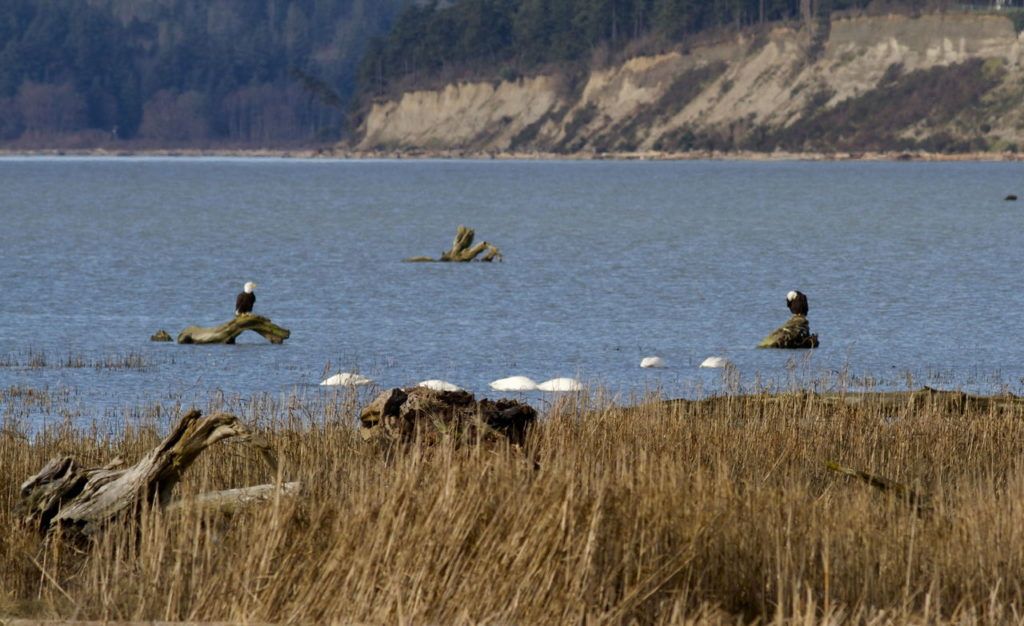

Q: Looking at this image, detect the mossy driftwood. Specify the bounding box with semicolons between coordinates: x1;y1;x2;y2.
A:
360;386;536;446
178;313;290;344
757;314;819;349
404;225;503;262
18;409;291;540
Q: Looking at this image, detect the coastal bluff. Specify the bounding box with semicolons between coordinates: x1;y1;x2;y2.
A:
357;12;1024;156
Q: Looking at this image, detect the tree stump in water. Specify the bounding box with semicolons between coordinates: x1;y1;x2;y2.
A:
757;314;819;349
360;387;536;446
404;225;503;262
150;329;172;342
17;409;280;540
177;313;290;344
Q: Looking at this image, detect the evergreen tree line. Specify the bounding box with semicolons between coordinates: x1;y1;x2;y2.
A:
0;0;406;145
360;0;927;95
0;0;1008;146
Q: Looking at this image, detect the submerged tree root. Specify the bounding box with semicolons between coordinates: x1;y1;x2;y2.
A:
404;225;503;262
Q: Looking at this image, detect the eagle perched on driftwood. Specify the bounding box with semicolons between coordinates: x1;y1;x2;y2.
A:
235;281;256;316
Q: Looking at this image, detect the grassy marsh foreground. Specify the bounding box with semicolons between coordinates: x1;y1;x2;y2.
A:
3;388;1024;624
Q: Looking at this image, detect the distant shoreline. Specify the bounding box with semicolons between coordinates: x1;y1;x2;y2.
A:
1;147;1022;162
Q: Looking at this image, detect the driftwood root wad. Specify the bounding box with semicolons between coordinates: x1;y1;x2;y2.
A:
18;409;286;539
360;386;536;446
178;313;291;344
404;225;503;262
150;329;173;342
757;314;819;349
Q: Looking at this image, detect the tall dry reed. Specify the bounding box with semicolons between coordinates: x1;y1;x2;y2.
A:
3;387;1024;624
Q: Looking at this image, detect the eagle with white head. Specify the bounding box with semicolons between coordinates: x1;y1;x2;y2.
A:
786;290;808;316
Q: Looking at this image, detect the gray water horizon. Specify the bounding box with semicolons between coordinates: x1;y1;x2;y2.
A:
2;156;1022;429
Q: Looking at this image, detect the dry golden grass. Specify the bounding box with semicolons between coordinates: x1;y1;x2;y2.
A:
4;387;1024;624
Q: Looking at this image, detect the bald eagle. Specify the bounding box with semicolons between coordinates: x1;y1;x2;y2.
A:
786;290;808;316
235;282;256;316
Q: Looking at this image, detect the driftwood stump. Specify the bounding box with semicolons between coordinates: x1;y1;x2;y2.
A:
178;313;290;344
18;409;281;539
360;387;536;446
757;314;819;349
404;225;503;262
150;329;172;342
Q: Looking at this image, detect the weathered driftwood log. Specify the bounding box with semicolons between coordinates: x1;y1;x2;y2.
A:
150;329;173;342
360;386;536;446
18;409;278;539
166;481;301;514
177;313;290;344
404;225;503;262
757;314;819;349
826;460;931;514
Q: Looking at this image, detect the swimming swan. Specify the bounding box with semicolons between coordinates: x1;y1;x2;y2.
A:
537;377;583;392
640;356;666;368
320;372;373;386
699;356;731;369
489;376;539;391
417;379;463;392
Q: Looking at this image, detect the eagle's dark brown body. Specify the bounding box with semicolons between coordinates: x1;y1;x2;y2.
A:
235;291;255;315
787;290;809;316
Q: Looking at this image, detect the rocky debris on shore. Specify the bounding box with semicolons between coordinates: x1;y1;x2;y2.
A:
758;314;819;349
359;386;536;446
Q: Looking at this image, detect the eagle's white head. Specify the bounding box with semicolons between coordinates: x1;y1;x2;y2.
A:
786;290;798;302
244;282;256;294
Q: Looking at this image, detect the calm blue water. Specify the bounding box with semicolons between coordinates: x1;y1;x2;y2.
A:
1;157;1023;426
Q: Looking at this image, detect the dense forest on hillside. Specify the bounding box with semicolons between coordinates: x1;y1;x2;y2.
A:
0;0;405;147
1;0;1015;149
359;0;880;95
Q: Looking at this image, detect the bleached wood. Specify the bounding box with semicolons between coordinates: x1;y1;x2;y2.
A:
177;313;290;344
19;409;277;538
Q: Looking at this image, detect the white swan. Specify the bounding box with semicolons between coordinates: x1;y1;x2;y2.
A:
489;376;539;391
417;379;463;392
699;356;731;369
537;377;583;392
320;372;373;386
640;356;666;368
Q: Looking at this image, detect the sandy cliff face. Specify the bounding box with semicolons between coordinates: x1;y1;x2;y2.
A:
359;75;564;150
357;13;1024;153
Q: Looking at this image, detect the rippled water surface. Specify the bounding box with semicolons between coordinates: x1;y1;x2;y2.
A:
2;157;1023;426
